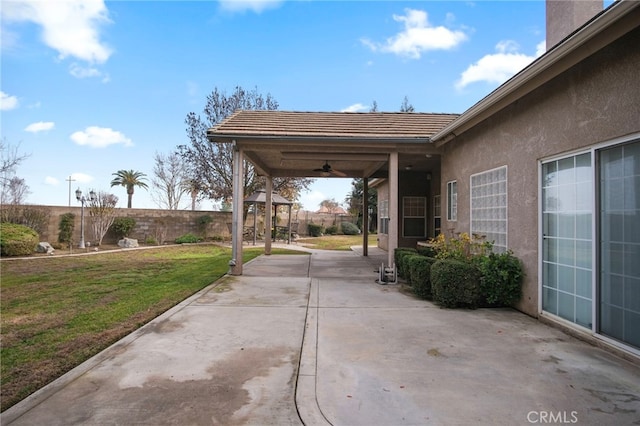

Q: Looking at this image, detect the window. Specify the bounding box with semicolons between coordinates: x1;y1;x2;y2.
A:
447;181;457;221
403;196;426;238
434;195;441;236
599;141;640;348
379;199;389;235
470;166;508;252
541;153;593;329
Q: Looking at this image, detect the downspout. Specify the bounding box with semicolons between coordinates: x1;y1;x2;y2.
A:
388;152;399;267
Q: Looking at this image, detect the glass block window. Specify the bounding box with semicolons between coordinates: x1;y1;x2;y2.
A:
447;181;457;221
434;195;441;236
470;166;508;252
379;199;389;235
403;196;426;238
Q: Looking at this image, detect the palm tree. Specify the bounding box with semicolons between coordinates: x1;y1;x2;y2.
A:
110;170;148;208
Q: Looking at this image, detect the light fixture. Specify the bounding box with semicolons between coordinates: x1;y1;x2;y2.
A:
405;165;413;171
76;188;97;249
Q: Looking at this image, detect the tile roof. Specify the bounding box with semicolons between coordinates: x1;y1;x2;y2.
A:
208;110;460;141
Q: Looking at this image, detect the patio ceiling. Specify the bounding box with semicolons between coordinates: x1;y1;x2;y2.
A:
207;111;459;178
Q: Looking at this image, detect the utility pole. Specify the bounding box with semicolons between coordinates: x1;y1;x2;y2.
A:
66;175;76;206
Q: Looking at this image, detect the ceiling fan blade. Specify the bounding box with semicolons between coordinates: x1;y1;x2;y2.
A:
331;169;347;177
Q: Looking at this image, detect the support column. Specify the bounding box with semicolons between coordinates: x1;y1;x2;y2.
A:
388;152;399;267
363;178;369;257
265;177;273;255
230;141;244;275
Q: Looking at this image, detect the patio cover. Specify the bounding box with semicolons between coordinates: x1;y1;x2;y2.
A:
207;111;459;274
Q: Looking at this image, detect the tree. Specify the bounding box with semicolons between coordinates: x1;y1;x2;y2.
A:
150;152;188;210
1;139;30;205
370;101;379;112
110;170;148;208
319;198;341;213
346;178;377;232
88;191;119;245
178;85;313;208
400;96;415;112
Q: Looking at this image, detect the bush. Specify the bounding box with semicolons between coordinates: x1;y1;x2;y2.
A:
416;245;437;258
431;259;481;309
341;222;360;235
325;225;339;235
175;233;202;244
307;223;324;237
112;217;136;238
406;255;437;299
478;250;525;306
58;213;75;245
1;223;39;257
197;215;213;239
394;248;417;278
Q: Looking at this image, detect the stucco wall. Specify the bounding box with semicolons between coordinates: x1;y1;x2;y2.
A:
440;27;640;317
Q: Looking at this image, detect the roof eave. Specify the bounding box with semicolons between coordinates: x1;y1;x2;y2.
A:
432;0;640;147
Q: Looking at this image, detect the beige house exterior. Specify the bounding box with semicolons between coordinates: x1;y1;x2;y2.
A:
208;1;640;357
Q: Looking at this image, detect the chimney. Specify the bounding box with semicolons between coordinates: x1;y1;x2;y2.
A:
546;0;603;50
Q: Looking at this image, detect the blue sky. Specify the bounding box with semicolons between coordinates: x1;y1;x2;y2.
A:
1;0;600;210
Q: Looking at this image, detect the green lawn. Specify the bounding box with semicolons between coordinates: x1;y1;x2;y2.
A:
0;244;298;411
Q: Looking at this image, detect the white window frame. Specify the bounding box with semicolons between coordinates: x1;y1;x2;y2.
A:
447;180;457;221
379;199;389;235
402;196;427;238
470;166;508;252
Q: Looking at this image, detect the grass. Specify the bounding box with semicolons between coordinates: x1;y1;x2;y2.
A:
297;234;376;250
0;243;300;411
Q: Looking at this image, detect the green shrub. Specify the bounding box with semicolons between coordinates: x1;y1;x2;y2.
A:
394;248;417;278
407;255;437;299
197;215;213;238
1;223;39;257
144;236;158;245
111;217;136;238
416;245;437;258
478;250;525;306
341;222;360;235
58;213;75;244
307;223;324;237
431;259;481;309
175;233;202;244
325;225;339;235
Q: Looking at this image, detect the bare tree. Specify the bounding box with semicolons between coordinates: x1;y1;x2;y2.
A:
370;100;379;112
1;139;30;205
151;151;188;210
400;96;415;112
88;191;119;245
178;85;313;207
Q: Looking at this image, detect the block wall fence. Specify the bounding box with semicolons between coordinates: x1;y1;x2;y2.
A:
10;205;357;246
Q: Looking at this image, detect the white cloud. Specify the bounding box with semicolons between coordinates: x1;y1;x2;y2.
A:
300;190;325;211
361;8;467;59
70;172;93;183
25;121;55;133
341;103;369;113
70;126;133;148
455;40;543;90
218;0;283;14
1;0;113;64
1;91;19;110
44;176;59;185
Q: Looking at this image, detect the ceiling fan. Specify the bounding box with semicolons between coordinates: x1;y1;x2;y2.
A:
313;161;347;177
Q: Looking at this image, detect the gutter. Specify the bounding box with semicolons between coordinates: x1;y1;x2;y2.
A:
432;0;640;146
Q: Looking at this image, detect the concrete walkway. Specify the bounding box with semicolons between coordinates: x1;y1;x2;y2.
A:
2;247;640;425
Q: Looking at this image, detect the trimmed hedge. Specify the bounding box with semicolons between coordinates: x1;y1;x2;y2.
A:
175;233;202;244
478;251;524;306
406;255;437;299
431;259;481;308
1;222;39;257
307;223;324;237
341;222;360;235
394;248;417;278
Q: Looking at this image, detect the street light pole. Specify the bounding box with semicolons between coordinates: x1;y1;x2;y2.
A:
76;188;97;249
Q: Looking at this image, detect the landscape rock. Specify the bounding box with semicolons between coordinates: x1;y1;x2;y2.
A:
36;242;54;254
118;238;139;248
